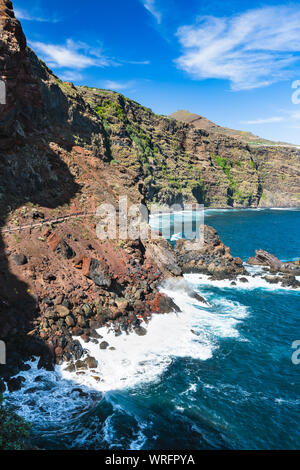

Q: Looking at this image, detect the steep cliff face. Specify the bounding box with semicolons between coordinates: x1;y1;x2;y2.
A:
0;0;42;148
0;0;299;373
169;109;292;147
80;87;300;208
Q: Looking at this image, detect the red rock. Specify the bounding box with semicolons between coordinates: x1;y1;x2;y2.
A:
47;233;62;252
55;347;63;357
72;146;86;155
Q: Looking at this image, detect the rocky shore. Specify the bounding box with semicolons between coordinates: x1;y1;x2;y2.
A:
247;249;300;289
0;0;299;393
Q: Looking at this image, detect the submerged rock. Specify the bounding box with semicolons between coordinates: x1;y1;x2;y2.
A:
188;291;208;304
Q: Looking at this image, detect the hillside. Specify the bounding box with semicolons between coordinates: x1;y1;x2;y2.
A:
0;0;299;374
169;110;294;148
77;89;300;208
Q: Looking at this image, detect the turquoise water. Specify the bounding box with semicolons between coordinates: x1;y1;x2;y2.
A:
5;209;300;450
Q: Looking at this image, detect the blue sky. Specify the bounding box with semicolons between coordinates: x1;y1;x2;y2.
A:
14;0;300;144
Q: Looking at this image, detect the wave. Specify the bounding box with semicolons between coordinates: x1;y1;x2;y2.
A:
4;277;249;440
184;271;300;292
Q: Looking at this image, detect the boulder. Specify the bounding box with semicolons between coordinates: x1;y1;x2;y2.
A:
7;376;25;392
82;257;111;287
84;356;98;369
64;363;76;373
247;250;283;270
12;253;27;266
56;305;70;317
175;225;246;279
65;315;75;327
134;326;147;336
75;360;88;371
145;238;182;277
159;294;181;313
188;291;208;304
47;233;75;259
100;341;109;350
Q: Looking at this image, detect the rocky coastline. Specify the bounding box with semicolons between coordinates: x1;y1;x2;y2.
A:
0;0;300;394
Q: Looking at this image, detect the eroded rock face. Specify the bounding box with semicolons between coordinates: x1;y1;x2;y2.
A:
175;225;246;279
247;249;300;276
0;0;43;147
247;250;283;269
145;238;182;277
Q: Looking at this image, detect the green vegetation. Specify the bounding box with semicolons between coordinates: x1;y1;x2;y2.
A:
212;154;251;205
95;99;125;122
213;155;236;187
0;394;31;450
261;191;268;201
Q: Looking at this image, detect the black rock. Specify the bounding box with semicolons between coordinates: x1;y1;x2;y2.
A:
134;326;147;336
12;253;27;266
7;376;26;392
188;291;208;304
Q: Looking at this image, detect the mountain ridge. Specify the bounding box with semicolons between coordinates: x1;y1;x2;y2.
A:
169;110;296;148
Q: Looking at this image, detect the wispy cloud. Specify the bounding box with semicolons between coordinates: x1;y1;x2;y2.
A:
120;59;150;65
241;117;284;125
15;7;60;23
104;80;135;91
143;0;162;24
60;71;84;82
241;107;300;126
29;39;110;69
175;6;300;90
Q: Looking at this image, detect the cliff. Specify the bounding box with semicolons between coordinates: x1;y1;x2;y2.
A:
0;1;299;378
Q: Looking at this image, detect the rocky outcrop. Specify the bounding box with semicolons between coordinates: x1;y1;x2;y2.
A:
145;238;182;277
79;88;300;208
247;250;283;269
0;0;43;148
0;0;299;386
175;225;246;279
247;249;300;275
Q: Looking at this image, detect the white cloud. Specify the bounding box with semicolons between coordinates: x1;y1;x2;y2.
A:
175;6;300;90
29;39;110;70
60;71;84;82
241;117;284;125
15;7;60;23
121;60;150;65
241;108;300;126
104;80;135;91
143;0;162;24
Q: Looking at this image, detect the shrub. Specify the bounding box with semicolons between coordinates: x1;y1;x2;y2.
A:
0;394;31;450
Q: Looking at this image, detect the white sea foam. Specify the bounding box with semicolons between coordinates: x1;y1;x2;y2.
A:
184;271;300;292
3;272;251;450
55;277;249;393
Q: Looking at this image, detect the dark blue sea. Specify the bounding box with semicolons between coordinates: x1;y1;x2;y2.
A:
5;209;300;450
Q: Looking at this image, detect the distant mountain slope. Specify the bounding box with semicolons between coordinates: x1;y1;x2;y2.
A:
169;110;294;147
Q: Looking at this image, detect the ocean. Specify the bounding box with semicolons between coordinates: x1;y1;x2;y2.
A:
4;209;300;450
